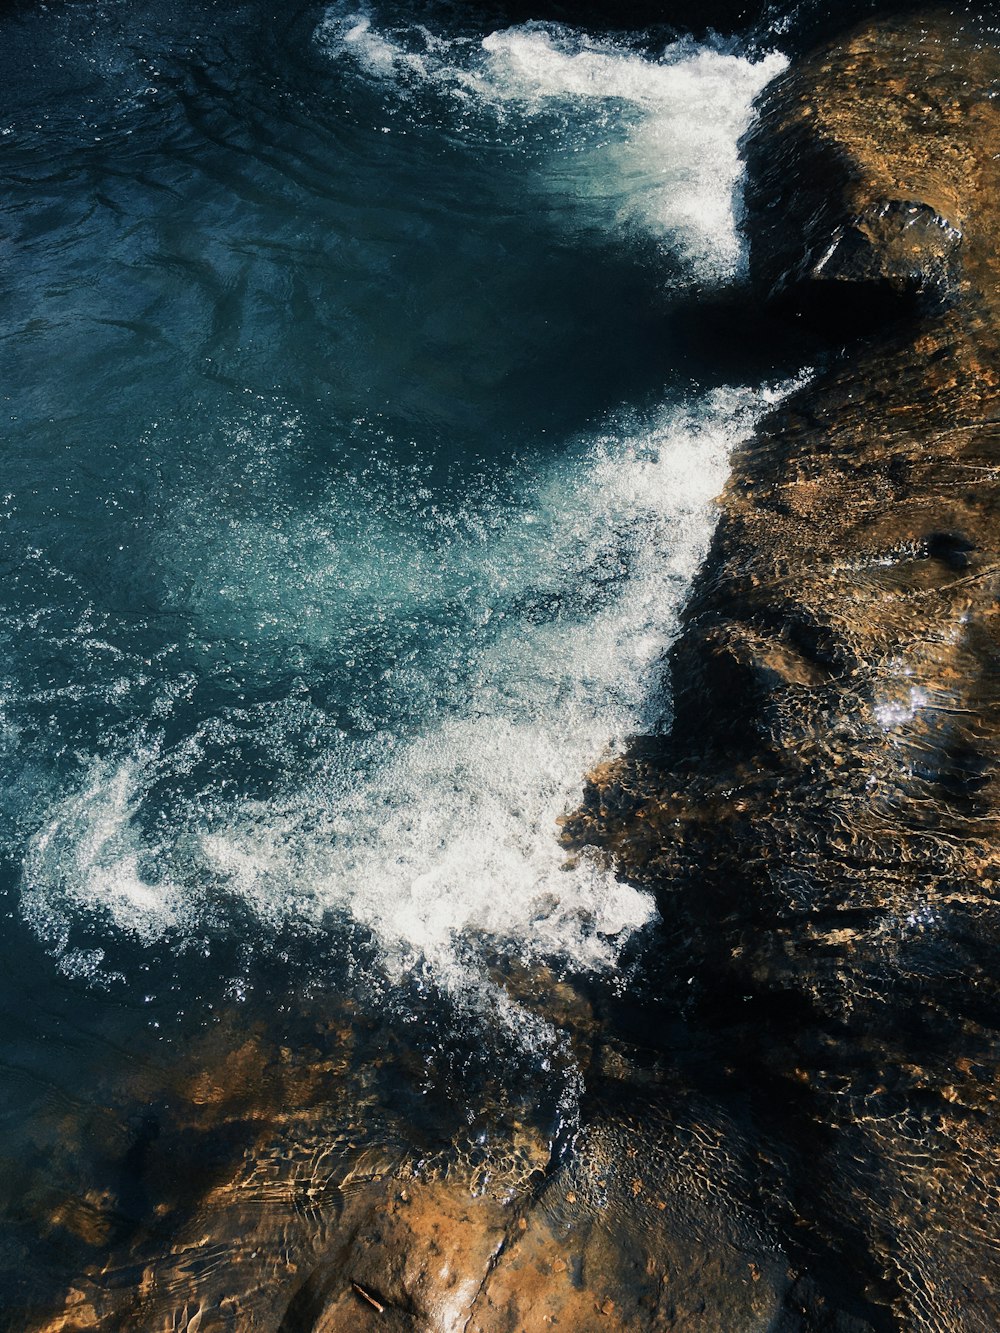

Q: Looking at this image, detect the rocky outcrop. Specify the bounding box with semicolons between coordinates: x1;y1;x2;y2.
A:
566;10;1000;1330
741;18;975;315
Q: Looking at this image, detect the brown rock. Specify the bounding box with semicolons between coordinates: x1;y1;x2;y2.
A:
569;10;1000;1330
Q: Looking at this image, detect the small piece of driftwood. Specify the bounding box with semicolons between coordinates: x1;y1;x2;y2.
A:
352;1281;386;1314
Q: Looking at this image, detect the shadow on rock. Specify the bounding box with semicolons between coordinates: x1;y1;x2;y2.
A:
567;11;1000;1330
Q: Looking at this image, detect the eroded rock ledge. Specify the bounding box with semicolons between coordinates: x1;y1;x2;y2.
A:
567;11;1000;1330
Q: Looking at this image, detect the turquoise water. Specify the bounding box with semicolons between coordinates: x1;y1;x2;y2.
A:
0;0;800;1312
2;0;789;988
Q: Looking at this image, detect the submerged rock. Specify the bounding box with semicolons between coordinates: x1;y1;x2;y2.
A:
741;18;977;317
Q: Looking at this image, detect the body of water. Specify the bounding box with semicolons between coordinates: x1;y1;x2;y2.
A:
0;0;802;1320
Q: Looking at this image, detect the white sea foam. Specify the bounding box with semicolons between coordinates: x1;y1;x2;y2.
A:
21;384;795;1000
21;754;195;953
315;7;786;280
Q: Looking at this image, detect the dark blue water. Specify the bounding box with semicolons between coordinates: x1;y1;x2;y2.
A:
0;0;795;1317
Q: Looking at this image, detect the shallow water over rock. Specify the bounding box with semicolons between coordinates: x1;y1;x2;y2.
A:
570;13;1000;1330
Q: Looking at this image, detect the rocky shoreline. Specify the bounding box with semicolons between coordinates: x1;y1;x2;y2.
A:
568;10;1000;1328
29;9;1000;1332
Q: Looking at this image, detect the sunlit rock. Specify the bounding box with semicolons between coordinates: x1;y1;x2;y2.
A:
568;10;1000;1330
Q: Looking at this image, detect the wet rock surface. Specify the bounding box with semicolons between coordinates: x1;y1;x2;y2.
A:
18;10;1000;1333
12;982;807;1333
568;10;1000;1330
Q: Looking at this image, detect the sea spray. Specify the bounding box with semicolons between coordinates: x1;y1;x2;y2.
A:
7;2;795;1024
316;6;787;281
21;384;797;1004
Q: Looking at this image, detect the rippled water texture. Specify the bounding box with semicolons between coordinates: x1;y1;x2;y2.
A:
0;0;792;1319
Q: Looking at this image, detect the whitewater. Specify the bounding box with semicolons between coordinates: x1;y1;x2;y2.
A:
7;2;789;1018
